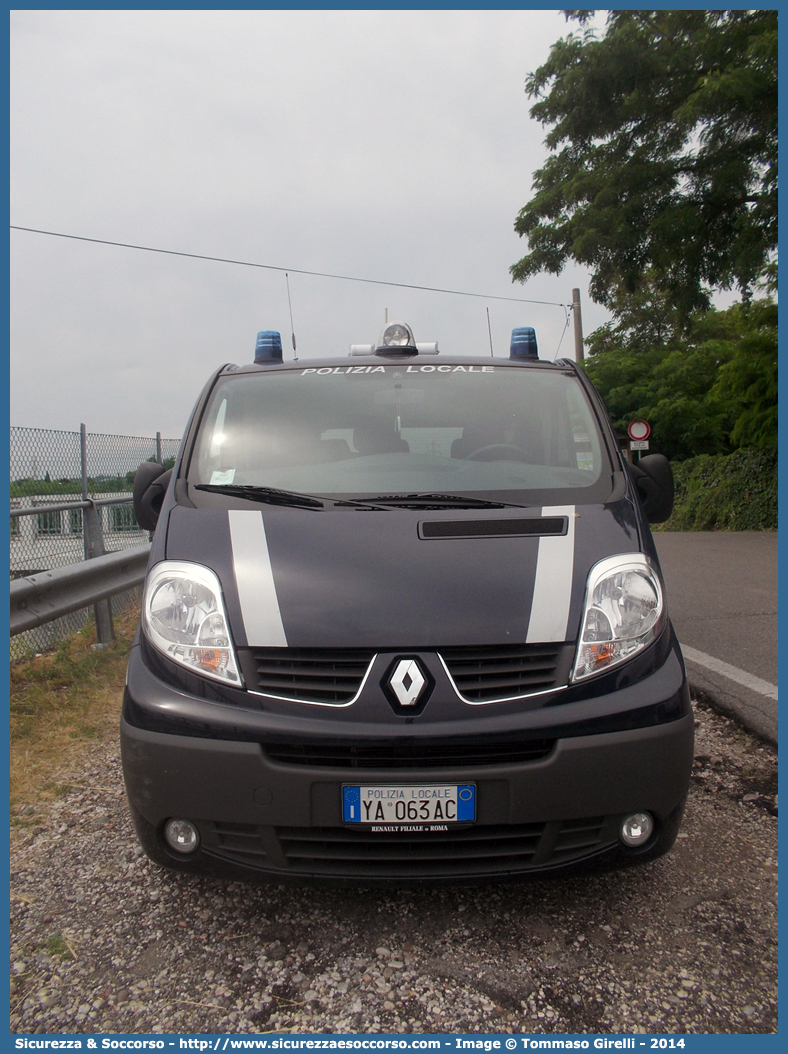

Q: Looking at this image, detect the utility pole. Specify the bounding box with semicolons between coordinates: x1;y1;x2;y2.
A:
572;288;584;362
80;423;114;646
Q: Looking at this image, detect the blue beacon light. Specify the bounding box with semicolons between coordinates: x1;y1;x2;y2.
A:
510;327;539;360
254;330;284;363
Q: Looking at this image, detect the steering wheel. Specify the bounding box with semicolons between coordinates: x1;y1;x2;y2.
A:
466;444;530;462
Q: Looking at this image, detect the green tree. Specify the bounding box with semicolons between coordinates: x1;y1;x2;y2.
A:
511;10;777;321
583;297;777;461
710;299;777;450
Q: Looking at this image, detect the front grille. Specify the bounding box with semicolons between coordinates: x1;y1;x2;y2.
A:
204;821;267;866
200;817;615;877
264;737;554;768
237;642;572;706
239;647;375;703
278;823;545;876
440;643;571;702
277;818;611;878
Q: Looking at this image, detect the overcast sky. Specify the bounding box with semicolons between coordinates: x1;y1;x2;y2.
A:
10;8;612;440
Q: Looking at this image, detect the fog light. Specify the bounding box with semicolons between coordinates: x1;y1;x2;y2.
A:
620;812;654;847
164;818;200;854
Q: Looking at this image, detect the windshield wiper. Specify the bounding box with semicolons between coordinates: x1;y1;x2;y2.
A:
194;484;394;512
194;485;526;512
194;484;325;510
351;492;527;510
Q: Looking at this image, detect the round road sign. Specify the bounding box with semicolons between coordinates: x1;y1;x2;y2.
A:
628;420;651;441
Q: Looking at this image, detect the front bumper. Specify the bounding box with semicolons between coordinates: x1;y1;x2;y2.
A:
121;635;694;882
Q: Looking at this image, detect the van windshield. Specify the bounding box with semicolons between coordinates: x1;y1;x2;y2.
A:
188;364;610;501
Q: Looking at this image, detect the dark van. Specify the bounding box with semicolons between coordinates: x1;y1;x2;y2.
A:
122;321;693;882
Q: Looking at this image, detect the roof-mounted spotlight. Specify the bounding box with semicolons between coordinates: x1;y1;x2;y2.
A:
349;321;438;357
254;330;284;364
510;327;539;360
376;320;418;354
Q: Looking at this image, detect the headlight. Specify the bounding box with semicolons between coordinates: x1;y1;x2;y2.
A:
571;554;664;682
142;561;242;687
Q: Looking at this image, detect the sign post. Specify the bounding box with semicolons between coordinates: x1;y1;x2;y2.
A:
628;420;651;461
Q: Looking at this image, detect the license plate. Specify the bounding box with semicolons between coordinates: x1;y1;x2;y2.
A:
342;784;476;828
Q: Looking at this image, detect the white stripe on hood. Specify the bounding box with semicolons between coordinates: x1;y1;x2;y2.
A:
526;505;576;643
228;510;288;647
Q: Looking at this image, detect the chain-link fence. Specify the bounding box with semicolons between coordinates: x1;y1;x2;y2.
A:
10;425;181;659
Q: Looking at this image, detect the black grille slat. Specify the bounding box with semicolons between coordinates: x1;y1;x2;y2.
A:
440;643;569;702
254;658;368;673
208;822;267;863
264;738;555;769
441;645;563;658
552;818;606;856
281;839;540;864
454;670;557;691
281;824;543;846
253;673;362;694
446;657;558;677
278;824;544;869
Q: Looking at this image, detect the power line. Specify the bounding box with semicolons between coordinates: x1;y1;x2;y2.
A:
10;224;569;309
553;304;573;358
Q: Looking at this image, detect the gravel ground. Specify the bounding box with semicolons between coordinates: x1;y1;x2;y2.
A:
10;699;777;1036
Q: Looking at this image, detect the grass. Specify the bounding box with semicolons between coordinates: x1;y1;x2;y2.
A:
10;606;139;816
42;932;76;961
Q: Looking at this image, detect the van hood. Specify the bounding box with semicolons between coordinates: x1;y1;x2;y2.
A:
164;503;642;649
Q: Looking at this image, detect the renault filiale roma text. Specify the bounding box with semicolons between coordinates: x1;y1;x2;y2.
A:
122;321;693;882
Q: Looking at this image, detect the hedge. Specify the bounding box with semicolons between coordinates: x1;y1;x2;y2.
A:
653;449;777;532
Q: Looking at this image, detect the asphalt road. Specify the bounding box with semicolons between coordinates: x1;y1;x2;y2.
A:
653;531;778;745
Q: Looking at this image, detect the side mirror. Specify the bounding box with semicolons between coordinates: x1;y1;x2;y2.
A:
133;462;173;532
628;453;674;524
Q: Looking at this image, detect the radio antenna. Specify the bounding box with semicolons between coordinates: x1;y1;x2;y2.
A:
285;272;298;360
486;307;494;357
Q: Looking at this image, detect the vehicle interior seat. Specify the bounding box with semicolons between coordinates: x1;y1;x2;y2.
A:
353;423;410;455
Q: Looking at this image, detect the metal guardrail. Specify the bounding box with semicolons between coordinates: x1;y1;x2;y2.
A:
10;545;151;637
11;423;180;655
11;494;147;649
10;495;135;518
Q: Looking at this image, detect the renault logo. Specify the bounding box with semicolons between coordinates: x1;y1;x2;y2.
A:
390;658;426;706
382;656;434;715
